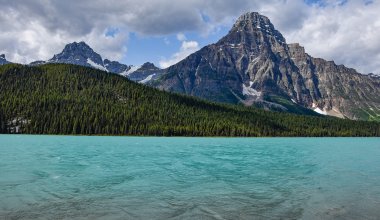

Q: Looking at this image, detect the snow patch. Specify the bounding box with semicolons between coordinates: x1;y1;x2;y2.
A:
139;74;156;84
123;65;140;76
312;103;328;115
291;99;296;103
87;59;108;72
242;82;261;97
313;108;328;115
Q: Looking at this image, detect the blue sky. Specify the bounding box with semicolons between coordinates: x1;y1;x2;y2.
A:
124;27;228;66
1;0;379;74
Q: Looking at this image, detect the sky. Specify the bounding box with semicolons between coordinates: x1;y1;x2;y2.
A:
0;0;379;74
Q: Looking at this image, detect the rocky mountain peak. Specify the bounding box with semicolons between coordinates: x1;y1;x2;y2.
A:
219;11;286;49
49;41;104;67
0;54;5;59
59;41;96;57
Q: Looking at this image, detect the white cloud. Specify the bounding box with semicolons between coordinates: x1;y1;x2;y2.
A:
281;0;380;74
176;33;187;41
159;40;200;68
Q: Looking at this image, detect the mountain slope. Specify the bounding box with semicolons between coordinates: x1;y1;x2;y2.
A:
0;63;378;136
124;62;165;84
153;12;380;121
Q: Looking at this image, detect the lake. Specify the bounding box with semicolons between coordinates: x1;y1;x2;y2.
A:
0;136;379;219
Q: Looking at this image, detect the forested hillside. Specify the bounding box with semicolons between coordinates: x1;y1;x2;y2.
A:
0;64;379;136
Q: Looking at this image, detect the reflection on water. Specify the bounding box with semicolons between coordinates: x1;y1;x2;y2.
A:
0;136;379;219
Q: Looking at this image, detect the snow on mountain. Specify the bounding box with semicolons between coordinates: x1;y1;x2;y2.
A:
122;65;141;76
139;74;156;84
87;58;108;72
27;42;164;84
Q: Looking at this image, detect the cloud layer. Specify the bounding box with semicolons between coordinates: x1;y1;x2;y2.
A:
0;0;379;74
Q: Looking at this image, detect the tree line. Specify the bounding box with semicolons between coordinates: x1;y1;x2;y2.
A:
0;63;379;137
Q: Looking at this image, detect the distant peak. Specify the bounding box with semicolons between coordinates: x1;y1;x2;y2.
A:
0;54;5;59
141;62;158;69
65;41;92;49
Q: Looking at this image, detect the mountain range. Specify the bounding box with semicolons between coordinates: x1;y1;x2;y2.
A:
26;41;164;84
1;12;379;121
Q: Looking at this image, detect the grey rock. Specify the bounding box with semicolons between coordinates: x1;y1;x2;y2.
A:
154;12;380;120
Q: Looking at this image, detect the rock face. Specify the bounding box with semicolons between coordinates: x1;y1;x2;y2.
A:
154;12;380;121
0;54;10;65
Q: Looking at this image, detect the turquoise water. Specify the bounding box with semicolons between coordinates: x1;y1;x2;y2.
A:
0;136;379;220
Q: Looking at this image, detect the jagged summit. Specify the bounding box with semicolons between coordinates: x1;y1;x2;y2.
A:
49;41;105;70
234;12;271;27
226;11;286;45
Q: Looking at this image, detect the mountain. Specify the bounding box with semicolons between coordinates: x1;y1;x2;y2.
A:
45;42;130;76
103;59;130;74
1;63;379;136
48;41;109;72
123;62;165;84
0;54;10;65
41;41;163;84
153;12;380;121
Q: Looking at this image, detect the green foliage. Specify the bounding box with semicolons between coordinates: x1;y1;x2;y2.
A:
0;63;379;137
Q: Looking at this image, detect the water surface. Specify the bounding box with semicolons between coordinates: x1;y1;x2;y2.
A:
0;136;379;219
